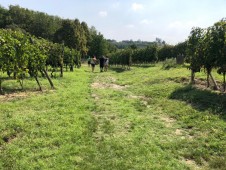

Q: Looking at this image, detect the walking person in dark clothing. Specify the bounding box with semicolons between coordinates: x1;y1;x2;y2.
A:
90;56;97;72
87;56;91;67
99;56;105;72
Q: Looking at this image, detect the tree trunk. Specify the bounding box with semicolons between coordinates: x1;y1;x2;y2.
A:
223;72;225;92
0;79;3;95
7;71;11;77
40;71;45;77
207;72;210;88
70;65;73;72
190;70;195;84
35;76;42;91
13;72;16;79
42;69;54;89
210;72;219;90
60;65;63;77
51;69;54;78
19;79;24;90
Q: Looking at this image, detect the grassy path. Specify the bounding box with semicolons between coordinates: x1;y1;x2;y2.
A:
0;64;225;169
87;65;225;170
88;66;192;169
0;67;96;169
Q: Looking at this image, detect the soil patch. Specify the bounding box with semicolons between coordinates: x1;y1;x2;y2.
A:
91;82;128;90
0;90;54;102
159;116;176;128
182;158;202;169
91;93;100;100
170;76;225;93
129;95;148;100
192;78;224;93
175;129;182;135
129;95;150;107
0;91;35;102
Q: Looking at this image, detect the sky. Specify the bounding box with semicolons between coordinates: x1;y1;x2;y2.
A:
0;0;226;44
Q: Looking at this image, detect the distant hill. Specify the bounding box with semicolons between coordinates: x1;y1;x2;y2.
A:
107;39;165;49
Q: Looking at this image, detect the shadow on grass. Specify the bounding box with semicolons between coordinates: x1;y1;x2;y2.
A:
109;67;128;73
169;85;226;121
0;87;40;96
132;64;156;68
1;88;23;94
0;77;42;96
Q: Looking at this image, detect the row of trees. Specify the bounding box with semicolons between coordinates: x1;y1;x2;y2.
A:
0;29;82;93
0;29;52;92
186;19;226;90
108;39;157;49
108;49;132;69
0;5;62;40
108;44;175;67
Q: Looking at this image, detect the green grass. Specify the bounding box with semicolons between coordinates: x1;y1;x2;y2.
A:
0;64;225;169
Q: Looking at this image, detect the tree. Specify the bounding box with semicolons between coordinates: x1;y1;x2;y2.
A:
174;41;187;64
186;27;204;84
202;25;222;89
81;22;90;56
5;5;62;40
157;45;174;61
79;21;89;57
0;6;7;28
214;19;226;91
88;27;107;58
54;19;76;48
47;43;64;77
0;29;54;92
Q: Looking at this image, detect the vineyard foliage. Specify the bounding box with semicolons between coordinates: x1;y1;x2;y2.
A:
109;49;132;69
186;18;226;89
0;29;81;92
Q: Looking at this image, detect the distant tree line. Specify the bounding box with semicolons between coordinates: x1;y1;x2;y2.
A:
107;39;158;49
108;44;176;68
0;5;116;59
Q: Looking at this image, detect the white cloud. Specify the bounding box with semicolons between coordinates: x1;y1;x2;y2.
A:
140;19;151;25
99;11;108;17
126;24;135;28
166;20;199;44
112;2;120;9
131;3;144;11
168;21;195;29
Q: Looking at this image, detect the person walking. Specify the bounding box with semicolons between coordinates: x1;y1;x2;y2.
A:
90;56;96;72
104;58;109;72
99;56;105;72
87;56;91;67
